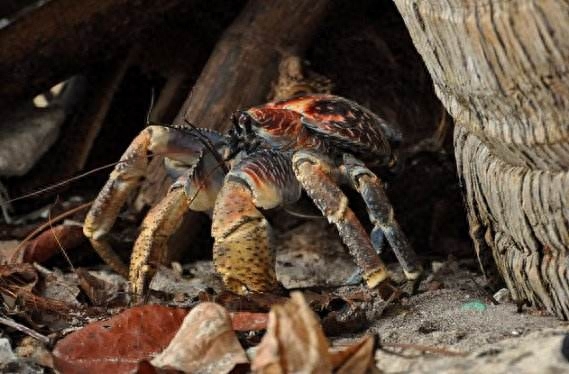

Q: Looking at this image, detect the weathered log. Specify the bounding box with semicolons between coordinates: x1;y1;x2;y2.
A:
138;0;331;206
0;0;184;107
395;0;569;318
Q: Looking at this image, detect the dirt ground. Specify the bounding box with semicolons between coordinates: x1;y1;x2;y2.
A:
1;214;568;373
274;220;569;373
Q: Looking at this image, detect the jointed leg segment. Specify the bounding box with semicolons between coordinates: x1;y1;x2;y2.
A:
129;185;191;296
83;127;153;277
342;154;422;281
212;151;301;294
292;151;390;288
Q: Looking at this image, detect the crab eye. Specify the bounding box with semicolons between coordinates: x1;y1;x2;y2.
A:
235;111;253;134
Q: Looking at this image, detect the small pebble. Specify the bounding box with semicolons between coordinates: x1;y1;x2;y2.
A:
561;334;569;361
426;280;444;291
510;329;523;336
493;288;512;304
461;300;487;312
431;261;445;273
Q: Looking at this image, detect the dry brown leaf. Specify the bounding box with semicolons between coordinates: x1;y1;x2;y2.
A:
76;268;119;306
0;263;73;315
19;224;85;264
151;302;248;373
330;336;378;374
52;305;188;373
251;292;332;373
0;263;38;290
230;312;268;331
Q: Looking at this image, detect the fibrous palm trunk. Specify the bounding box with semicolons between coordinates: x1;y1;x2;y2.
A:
394;0;569;318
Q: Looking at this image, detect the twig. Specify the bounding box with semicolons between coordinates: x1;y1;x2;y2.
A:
48;198;76;272
0;315;50;345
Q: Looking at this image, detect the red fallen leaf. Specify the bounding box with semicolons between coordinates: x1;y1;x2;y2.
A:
52;305;188;373
230;312;268;331
18;224;85;264
151;302;248;373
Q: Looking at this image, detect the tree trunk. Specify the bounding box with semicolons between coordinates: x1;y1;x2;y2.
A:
394;0;569;318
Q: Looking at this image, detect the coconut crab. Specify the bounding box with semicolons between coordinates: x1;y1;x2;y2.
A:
83;94;422;297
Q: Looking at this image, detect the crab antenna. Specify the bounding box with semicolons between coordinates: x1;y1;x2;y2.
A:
183;118;229;174
146;87;156;125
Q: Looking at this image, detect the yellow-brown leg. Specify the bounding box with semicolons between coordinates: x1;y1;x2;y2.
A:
129;150;226;298
292;151;390;288
129;186;190;297
212;150;301;294
83;128;152;276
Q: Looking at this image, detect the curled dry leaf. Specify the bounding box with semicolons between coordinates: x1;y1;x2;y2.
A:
251;292;379;374
0;263;72;315
329;336;378;374
75;268;120;306
0;263;38;290
252;292;332;373
151;302;248;374
52;305;188;373
18;224;85;264
0;263;73;317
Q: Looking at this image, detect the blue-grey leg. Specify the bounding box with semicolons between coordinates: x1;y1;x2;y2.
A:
342;154;423;284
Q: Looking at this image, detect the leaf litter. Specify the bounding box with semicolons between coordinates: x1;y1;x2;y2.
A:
1;219;568;373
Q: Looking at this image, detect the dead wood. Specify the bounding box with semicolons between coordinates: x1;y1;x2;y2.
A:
395;0;569;318
0;0;184;107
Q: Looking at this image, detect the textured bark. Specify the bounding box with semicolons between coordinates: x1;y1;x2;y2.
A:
395;0;569;318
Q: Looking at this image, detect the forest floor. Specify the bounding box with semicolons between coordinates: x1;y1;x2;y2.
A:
277;220;569;373
1;209;568;372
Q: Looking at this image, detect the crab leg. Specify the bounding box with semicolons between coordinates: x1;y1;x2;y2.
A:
83;125;219;278
129;150;226;297
292;151;390;288
212;150;301;294
83;128;153;276
128;185;189;297
342;154;422;281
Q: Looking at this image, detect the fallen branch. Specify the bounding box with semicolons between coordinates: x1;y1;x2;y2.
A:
0;315;50;345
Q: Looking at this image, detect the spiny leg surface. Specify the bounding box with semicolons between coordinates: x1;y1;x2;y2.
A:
83;127;154;277
212;150;301;294
292;150;390;288
84;125;225;286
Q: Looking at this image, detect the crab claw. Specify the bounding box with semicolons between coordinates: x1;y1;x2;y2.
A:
212;179;280;294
